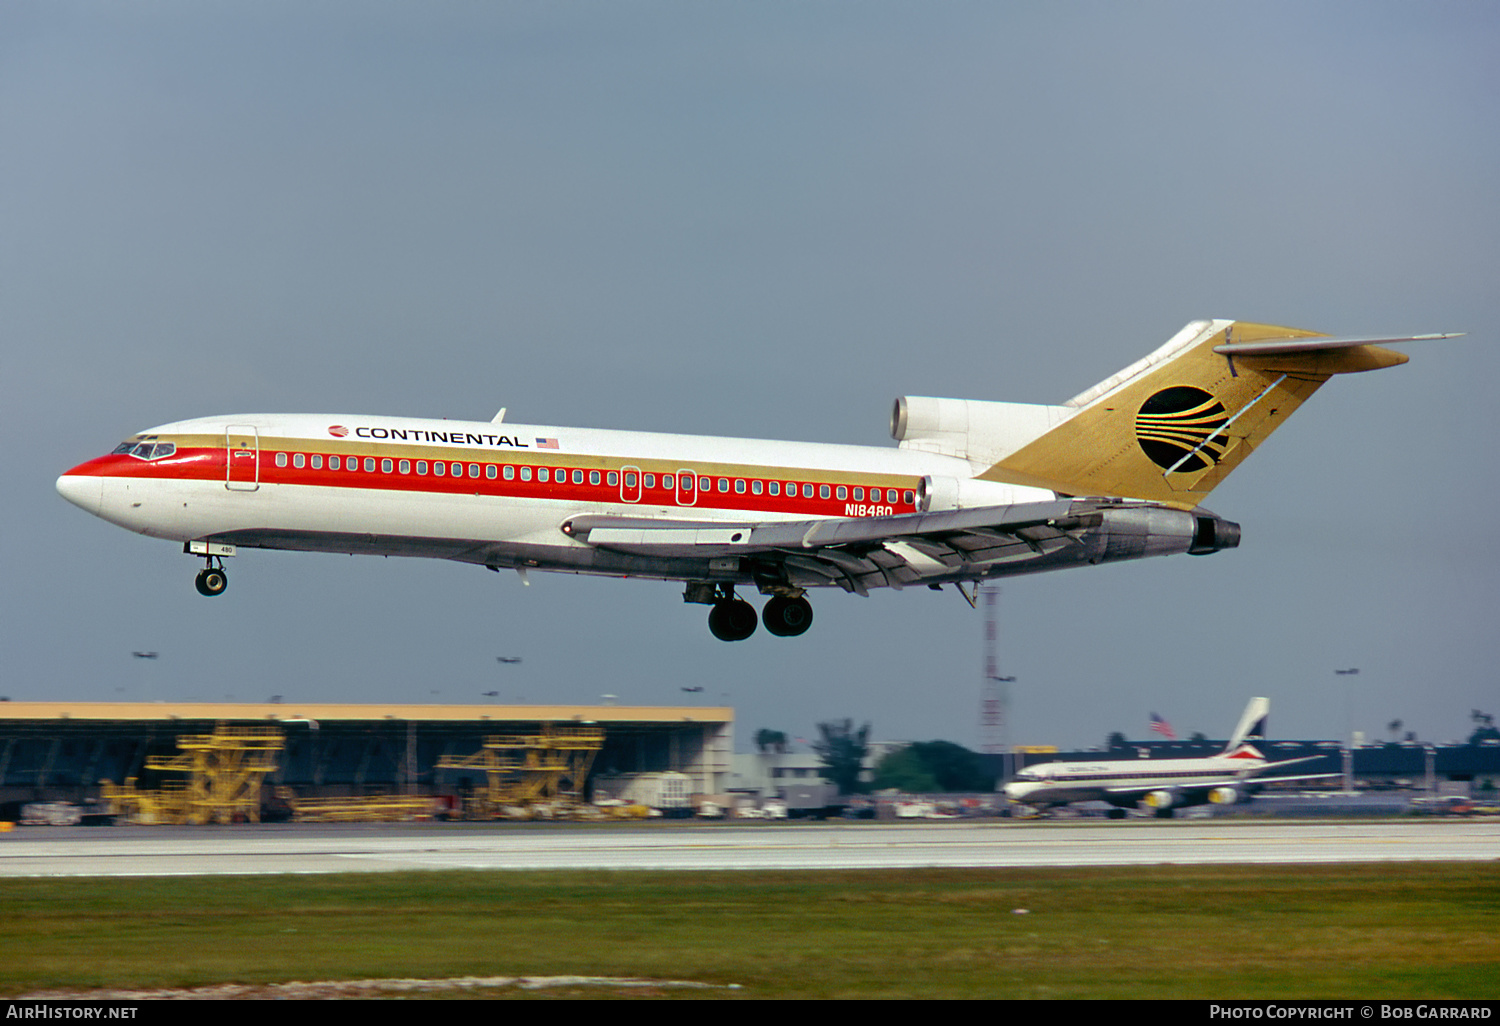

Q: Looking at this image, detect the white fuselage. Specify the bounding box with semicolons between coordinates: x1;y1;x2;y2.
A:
58;412;1057;586
1003;752;1269;808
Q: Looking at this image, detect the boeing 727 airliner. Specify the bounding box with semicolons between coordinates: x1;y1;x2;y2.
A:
57;320;1456;639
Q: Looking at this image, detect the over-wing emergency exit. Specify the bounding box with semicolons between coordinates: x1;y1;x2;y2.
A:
57;320;1457;639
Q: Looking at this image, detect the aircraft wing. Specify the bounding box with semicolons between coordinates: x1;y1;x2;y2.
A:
564;499;1084;594
1249;772;1342;786
1097;771;1340;800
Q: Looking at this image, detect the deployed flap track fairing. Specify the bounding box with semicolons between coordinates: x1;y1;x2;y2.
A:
56;320;1456;639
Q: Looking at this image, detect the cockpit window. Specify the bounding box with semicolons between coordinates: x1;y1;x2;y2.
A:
116;440;175;460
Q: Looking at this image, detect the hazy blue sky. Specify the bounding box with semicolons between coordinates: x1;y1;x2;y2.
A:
5;2;1497;752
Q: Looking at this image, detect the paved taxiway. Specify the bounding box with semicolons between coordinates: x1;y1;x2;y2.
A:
1;820;1494;876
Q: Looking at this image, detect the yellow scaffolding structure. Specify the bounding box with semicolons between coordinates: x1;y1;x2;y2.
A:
274;787;437;823
436;723;604;819
103;724;285;824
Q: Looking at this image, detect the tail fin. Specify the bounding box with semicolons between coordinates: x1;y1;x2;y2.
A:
1222;697;1270;756
982;320;1456;507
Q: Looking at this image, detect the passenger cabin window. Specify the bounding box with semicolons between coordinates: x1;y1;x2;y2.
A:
311;454;323;470
293;453;306;469
521;466;532;482
329;456;341;471
275;453;288;468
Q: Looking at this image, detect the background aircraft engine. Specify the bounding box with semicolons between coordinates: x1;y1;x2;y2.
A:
1141;790;1176;810
1208;787;1241;805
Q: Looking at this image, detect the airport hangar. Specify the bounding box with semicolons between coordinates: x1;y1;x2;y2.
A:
0;701;730;815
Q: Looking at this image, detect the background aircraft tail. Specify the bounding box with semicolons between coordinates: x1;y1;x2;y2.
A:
979;320;1449;507
1221;696;1270;757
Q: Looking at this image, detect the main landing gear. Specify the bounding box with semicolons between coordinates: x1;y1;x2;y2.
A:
690;583;813;642
707;598;758;642
761;594;813;638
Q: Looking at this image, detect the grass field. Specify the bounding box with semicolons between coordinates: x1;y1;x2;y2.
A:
3;863;1497;999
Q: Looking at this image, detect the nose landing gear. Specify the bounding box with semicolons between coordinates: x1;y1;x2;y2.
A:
194;560;228;597
184;541;235;597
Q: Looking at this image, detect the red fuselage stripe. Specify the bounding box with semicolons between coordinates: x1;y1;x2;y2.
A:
65;448;919;518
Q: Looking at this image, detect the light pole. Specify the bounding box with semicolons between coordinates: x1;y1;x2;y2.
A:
1335;668;1360;792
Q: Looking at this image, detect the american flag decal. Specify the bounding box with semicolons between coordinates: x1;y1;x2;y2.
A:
535;437;559;449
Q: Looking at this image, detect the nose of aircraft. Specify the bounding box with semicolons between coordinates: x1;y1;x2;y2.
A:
56;471;103;516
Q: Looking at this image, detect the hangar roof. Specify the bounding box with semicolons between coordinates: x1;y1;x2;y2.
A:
0;701;731;725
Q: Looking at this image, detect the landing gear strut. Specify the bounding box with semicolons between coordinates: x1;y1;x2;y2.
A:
194;560;228;597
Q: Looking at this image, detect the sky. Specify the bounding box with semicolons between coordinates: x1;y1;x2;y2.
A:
4;2;1497;753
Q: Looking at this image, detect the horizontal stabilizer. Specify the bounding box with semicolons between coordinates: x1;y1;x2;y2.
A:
1214;333;1463;356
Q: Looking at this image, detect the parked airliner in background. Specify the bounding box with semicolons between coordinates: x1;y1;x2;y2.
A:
1004;698;1337;818
57;320;1456;639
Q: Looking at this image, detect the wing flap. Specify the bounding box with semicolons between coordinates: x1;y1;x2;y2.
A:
565;499;1095;590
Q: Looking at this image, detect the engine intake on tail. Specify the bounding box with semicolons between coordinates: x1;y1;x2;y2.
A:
916;475;1032;512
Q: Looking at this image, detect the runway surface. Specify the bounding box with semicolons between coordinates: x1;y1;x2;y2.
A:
1;819;1495;876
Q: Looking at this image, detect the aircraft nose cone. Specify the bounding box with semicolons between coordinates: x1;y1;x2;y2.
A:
57;473;102;516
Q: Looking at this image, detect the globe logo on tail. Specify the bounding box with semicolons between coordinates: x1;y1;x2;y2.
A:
1135;387;1230;473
